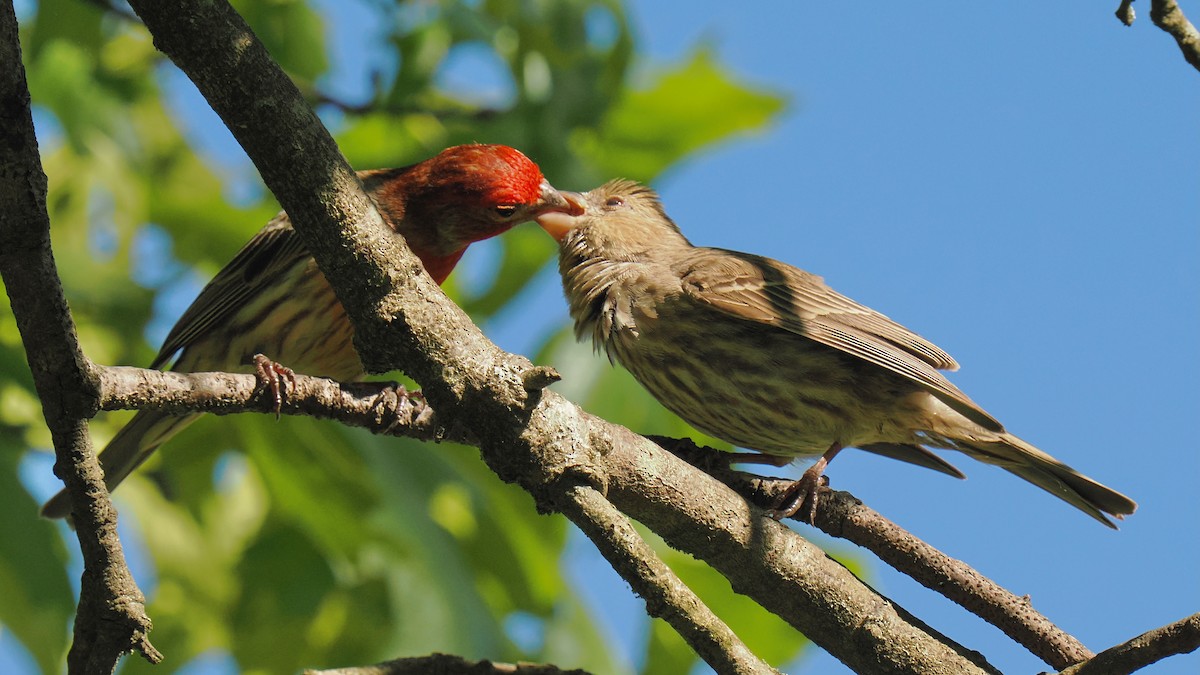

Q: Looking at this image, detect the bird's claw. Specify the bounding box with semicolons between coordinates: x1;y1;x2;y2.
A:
766;470;829;524
371;383;427;433
253;353;296;419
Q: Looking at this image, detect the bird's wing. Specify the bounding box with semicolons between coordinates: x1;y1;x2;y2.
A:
150;214;311;369
676;248;1002;432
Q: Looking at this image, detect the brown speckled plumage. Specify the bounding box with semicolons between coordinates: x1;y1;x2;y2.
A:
542;179;1136;527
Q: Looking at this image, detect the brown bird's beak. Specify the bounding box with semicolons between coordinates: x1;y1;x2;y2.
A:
536;190;587;241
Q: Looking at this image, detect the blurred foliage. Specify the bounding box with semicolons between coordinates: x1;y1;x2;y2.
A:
0;0;797;673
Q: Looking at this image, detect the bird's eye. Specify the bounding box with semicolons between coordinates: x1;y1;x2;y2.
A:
605;196;625;208
493;204;518;218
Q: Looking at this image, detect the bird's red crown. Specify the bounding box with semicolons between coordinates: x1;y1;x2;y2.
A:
429;144;546;207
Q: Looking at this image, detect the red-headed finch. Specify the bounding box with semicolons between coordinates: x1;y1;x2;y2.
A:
538;179;1136;527
42;144;574;519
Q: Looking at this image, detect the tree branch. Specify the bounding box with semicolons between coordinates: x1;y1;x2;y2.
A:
557;484;780;675
96;366;443;441
94;356;996;673
92;362;1117;673
651;437;1094;670
0;2;160;671
304;653;593;675
1150;0;1200;71
1115;0;1200;72
1060;613;1200;675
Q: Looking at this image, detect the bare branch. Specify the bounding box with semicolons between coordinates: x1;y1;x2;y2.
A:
558;484;780;675
304;653;593;675
96;366;447;442
1116;0;1200;72
1151;0;1200;71
1060;613;1200;675
0;2;159;671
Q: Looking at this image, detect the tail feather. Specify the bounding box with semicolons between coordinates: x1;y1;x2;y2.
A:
859;443;966;479
40;410;200;519
952;433;1137;529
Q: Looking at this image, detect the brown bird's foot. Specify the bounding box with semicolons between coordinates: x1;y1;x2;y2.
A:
765;443;843;523
371;383;427;433
253;353;296;419
766;469;830;523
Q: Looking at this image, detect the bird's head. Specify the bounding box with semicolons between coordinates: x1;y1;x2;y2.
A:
536;179;689;259
369;144;579;282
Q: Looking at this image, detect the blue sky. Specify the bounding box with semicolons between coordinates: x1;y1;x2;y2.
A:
6;1;1196;673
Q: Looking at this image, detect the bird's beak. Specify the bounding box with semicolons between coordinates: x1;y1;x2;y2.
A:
534;180;584;214
536;190;587;241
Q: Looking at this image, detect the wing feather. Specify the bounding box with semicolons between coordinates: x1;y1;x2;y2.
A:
676;249;1003;432
150;214;310;369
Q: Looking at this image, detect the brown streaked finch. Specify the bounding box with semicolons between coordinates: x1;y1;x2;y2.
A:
42;144;575;519
537;179;1136;527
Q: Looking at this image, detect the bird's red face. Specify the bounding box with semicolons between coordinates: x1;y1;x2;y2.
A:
416;144;578;245
375;144;580;283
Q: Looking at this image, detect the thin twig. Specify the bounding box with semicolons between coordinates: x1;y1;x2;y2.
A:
1060;612;1200;675
96;366;447;441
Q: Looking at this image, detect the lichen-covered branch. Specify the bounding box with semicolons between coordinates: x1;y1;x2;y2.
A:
0;2;159;671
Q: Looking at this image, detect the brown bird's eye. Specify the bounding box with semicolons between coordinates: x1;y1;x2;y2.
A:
494;204;518;218
605;196;625;208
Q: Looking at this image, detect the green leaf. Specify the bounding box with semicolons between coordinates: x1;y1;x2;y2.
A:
355;435;509;658
230;518;336;672
572;49;786;183
25;0;106;63
658;541;808;666
542;590;634;675
642;618;697;675
238;417;379;556
0;447;72;675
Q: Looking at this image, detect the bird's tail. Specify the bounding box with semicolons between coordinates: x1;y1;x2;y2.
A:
947;433;1137;528
40;410;200;519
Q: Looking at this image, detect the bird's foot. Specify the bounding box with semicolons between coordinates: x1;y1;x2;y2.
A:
371;383;427;433
253;353;296;419
765;443;842;524
766;467;829;523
